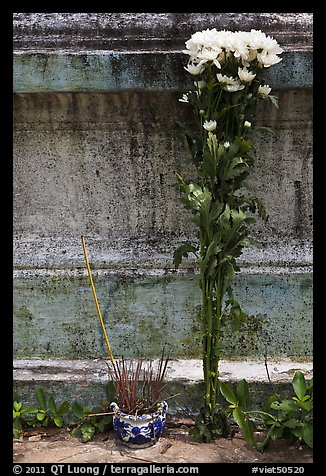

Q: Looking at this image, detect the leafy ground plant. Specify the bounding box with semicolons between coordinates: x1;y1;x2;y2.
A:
13;391;38;438
68;401;112;442
13;388;70;437
220;370;313;451
13;388;112;442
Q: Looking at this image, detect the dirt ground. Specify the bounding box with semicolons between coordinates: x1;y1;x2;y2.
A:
13;423;313;464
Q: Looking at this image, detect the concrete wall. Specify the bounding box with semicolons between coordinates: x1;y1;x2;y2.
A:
13;14;313;369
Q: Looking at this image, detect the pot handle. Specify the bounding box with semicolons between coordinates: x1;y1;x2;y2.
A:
109;402;119;413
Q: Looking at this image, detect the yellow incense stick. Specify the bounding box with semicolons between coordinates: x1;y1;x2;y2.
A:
81;235;115;365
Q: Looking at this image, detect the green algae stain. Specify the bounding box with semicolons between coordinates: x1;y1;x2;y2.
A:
13;272;312;360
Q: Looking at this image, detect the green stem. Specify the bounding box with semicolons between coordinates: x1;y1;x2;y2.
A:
203;277;214;410
211;270;223;410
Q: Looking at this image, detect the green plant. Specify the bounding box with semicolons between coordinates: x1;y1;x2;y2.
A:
13;392;38;438
69;401;113;442
174;28;282;441
220;370;313;451
31;388;71;428
262;371;313;449
13;388;71;437
13;388;113;442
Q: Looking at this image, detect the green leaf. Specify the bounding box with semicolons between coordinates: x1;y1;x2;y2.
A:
268;95;279;108
226;140;240;160
97;416;112;432
53;417;63;428
291;426;304;438
71;401;84;419
232;408;256;447
224;157;248;180
235;380;251;410
283;418;302;429
209;201;224;221
37;412;46;421
14;401;22;412
80;423;96;442
302;422;313;448
58;401;70;416
232;406;245;427
202;148;216;178
269;424;284;440
21;407;38;415
48;395;57;414
189;427;204;442
173;243;197;269
13;418;22;438
271;400;297;412
264;395;279;411
201;238;222;274
292;371;307;401
295;400;313;411
219;382;238;406
35;388;47;410
239;139;253;153
229;300;248;327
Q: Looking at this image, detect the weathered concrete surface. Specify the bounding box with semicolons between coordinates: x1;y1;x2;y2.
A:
13;51;312;93
13;13;313;408
13;13;312;93
13;358;313;414
13;90;313;268
13;272;312;360
13;13;313;52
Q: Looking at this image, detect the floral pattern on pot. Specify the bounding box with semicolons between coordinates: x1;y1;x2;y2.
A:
110;401;168;448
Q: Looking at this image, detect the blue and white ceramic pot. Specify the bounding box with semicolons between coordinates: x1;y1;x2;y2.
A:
110;401;168;448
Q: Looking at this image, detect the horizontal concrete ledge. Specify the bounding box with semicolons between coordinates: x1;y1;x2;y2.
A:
14;359;313;413
13;358;313;384
13;51;313;93
13;13;313;53
13;265;312;280
13;236;313;274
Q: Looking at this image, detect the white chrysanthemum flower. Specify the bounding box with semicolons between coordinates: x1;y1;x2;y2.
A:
257;51;282;68
225;83;245;92
247;29;283;68
216;73;235;85
183;28;282;72
238;66;256;83
184;62;205;75
217;73;245;92
203;120;217;131
224;141;230;148
179;94;189;103
183;28;226;68
229;32;250;62
244;121;251;128
197;47;221;62
258;84;272;96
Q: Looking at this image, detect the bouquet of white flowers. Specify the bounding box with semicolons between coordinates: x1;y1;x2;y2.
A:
174;29;283;443
180;28;282;140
